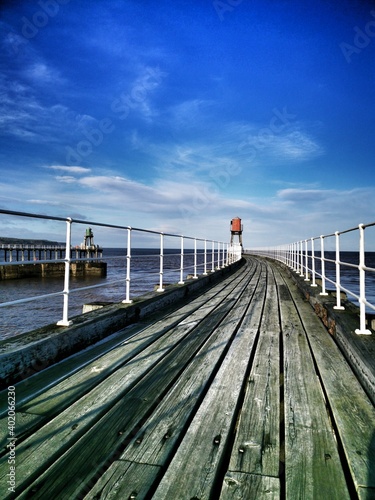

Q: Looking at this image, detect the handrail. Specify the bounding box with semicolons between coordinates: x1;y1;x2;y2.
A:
0;209;240;333
247;222;375;335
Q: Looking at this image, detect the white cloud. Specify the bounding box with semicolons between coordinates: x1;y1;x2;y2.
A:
23;62;64;85
47;166;92;174
167;99;214;128
55;176;77;183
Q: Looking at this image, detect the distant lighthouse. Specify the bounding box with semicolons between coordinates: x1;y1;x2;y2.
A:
229;217;243;262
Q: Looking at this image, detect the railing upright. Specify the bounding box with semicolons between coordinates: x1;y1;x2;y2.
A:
157;233;164;292
122;227;132;303
57;218;73;326
203;239;208;275
179;235;185;284
211;241;215;272
304;239;309;281
299;240;305;278
311;238;317;287
334;231;345;310
320;235;328;296
193;238;198;279
356;224;371;334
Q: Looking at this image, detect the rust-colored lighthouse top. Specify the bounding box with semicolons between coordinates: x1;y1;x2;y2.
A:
231;217;242;233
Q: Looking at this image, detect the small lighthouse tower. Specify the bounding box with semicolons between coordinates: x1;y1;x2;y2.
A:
82;227;95;250
229;217;243;262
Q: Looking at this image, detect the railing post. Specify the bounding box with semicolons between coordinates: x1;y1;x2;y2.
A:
122;227;132;303
300;240;305;276
193;238;198;278
355;224;371;334
203;239;208;275
179;235;185;284
320;235;328;296
211;240;215;272
304;239;310;281
57;218;73;326
157;232;165;292
333;231;345;310
311;238;317;287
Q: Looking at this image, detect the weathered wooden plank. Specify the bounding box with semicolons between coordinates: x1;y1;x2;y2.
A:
151;269;267;499
220;471;280;499
275;268;351;499
0;323;145;418
0;303;226;496
0;412;46;455
282;266;375;497
0;259;253;420
80;261;264;498
84;460;161;499
2;260;251;438
13;264;256;498
0;262;256;496
227;269;280;478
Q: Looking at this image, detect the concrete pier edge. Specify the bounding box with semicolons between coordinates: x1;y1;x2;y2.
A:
0;259;244;389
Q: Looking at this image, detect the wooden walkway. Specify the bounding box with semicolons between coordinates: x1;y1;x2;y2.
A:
0;256;374;499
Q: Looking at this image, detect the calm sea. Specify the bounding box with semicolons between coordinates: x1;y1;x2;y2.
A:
0;250;374;340
0;248;207;340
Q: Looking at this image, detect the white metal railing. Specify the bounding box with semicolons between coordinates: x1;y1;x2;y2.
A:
247;222;375;335
0;209;240;331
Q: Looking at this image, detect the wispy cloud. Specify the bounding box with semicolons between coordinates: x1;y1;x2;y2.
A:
47;166;92;174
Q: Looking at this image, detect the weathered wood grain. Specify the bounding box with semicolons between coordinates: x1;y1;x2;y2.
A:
0;255;373;499
81;261;263;498
227;269;280;478
220;471;280;499
14;262;257;498
275;268;350;499
152;267;267;499
0;261;251;455
283;266;375;498
84;460;161;499
0;291;234;496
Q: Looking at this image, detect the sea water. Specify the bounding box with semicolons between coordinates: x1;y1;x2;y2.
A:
0;248;206;340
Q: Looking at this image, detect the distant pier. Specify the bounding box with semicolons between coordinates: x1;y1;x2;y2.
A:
0;243;106;280
0;243;103;262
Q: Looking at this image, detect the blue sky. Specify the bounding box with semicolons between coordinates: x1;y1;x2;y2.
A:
1;0;375;248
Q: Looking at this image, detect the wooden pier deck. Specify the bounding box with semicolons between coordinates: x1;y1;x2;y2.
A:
0;256;374;499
